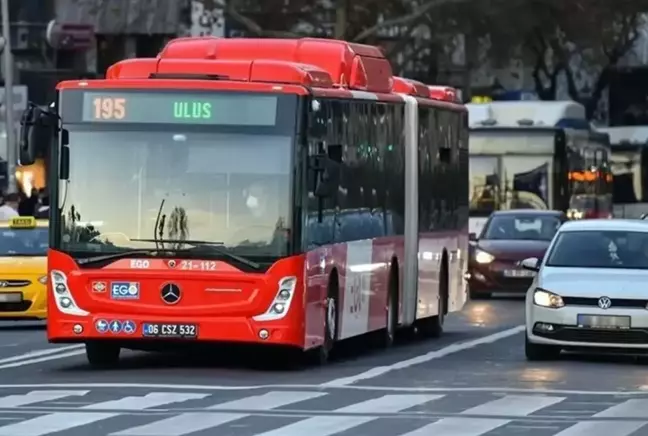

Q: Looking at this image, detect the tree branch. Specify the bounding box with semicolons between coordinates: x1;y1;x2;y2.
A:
224;0;300;37
351;0;472;42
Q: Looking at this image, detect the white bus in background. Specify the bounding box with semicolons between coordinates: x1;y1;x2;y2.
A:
596;126;648;218
466;100;613;236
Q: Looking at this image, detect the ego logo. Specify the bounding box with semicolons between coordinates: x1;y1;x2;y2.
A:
130;259;150;269
110;282;140;300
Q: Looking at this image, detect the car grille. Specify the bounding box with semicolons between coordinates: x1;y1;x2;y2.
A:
0;279;31;288
534;326;648;344
0;301;32;312
562;297;648;309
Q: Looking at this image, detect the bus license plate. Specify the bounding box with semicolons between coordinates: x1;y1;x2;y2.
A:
142;323;198;339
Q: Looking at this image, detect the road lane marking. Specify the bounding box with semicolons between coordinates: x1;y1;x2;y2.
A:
553;420;648;436
242;392;442;436
0;345;83;366
112;391;329;436
0;350;84;370
333;394;444;413
460;395;565;416
0;392;208;436
320;325;526;387
0;383;645;396
112;413;247;436
593;399;648;418
0;391;88;408
396;417;509;436
208;391;326;410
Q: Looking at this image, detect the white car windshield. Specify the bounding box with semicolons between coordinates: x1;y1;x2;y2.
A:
546;230;648;269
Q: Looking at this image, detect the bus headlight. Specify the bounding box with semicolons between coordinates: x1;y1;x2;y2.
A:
253;276;297;321
50;270;89;316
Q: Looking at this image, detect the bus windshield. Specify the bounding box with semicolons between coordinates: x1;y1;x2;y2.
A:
58;129;293;258
0;226;48;256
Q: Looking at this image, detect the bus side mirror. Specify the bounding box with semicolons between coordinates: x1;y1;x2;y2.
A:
19;105;51;166
311;144;342;198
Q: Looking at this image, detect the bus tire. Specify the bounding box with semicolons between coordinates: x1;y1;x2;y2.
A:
85;341;120;369
418;256;448;338
309;272;339;366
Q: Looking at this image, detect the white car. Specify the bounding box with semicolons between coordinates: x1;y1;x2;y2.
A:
522;219;648;360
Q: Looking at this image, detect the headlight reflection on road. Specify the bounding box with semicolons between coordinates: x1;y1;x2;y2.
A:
519;367;564;388
465;302;496;327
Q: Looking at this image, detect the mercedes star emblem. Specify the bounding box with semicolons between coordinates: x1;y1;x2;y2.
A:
161;283;181;305
598;296;612;309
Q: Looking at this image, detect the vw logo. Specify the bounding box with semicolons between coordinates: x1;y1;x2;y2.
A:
598;296;612;309
160;283;181;305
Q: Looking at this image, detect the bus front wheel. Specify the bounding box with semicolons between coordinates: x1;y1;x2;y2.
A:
85;342;121;369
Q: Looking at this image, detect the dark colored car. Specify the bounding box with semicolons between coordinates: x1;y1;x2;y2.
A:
468;209;566;298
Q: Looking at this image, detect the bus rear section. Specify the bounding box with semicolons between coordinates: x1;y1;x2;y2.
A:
21;36;468;368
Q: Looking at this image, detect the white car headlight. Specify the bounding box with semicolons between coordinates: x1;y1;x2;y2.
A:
533;288;564;309
474;249;495;264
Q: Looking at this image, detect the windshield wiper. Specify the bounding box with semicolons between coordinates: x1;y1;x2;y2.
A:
130;238;261;270
76;249;177;266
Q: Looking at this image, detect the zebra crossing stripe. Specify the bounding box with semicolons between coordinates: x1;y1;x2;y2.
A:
460;395;566;416
111;412;247;436
552;420;648;436
109;391;327;436
249;393;443;436
592;399;648;418
0;390;88;408
208;391;326;410
0;392;208;436
397;417;509;436
335;394;444;413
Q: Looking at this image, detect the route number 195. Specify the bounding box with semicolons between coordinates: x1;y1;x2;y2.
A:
93;97;126;120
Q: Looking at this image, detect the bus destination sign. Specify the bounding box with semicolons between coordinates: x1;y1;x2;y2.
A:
81;91;278;126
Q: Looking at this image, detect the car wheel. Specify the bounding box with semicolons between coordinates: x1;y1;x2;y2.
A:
525;334;561;361
85;342;121;369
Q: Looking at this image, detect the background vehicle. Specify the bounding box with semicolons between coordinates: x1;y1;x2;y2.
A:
468;209;565;298
522;219;648;360
19;37;468;368
0;216;48;320
596;126;648;219
467;100;613;236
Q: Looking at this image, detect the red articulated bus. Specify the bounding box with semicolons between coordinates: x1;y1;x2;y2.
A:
19;37;469;368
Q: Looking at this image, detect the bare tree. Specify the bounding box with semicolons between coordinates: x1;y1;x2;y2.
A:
520;0;648;118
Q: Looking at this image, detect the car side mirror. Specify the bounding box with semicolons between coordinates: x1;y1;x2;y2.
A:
469;232;477;241
520;257;540;272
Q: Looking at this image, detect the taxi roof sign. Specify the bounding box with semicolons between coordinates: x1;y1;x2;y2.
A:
9;216;37;229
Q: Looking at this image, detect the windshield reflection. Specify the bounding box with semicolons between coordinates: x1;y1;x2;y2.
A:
0;227;48;256
60;130;292;257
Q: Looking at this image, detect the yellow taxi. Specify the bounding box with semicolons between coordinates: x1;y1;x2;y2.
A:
0;216;48;320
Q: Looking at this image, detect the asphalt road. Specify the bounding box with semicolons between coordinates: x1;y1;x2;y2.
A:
0;296;646;435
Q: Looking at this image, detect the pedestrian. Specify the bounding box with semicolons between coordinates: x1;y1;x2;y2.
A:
0;192;20;220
